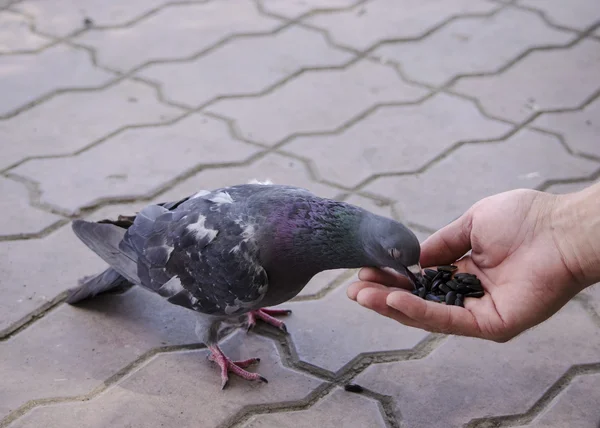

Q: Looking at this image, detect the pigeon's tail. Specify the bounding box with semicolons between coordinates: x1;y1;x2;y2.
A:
71;219;141;288
66;267;132;304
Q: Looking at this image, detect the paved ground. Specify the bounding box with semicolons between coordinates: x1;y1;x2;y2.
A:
1;0;600;427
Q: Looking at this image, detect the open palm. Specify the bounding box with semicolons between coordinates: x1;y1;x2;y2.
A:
348;189;583;342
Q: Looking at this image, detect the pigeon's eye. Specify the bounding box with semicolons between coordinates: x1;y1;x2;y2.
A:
389;248;402;259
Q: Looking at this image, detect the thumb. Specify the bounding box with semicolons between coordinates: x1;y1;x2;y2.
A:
420;210;474;268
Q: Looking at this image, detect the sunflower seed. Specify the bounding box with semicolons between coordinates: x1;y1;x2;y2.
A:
454;273;474;281
455;294;464;307
424;269;438;280
418;287;427;298
445;291;457;305
465;291;484;298
437;265;458;273
464;282;483;292
344;384;364;393
446;280;459;291
426;294;442;302
439;284;451;294
461;276;482;286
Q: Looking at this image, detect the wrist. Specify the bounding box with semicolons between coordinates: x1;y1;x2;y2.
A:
551;182;600;289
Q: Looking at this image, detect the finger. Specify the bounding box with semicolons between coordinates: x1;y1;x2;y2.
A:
354;286;423;329
420;210;474;268
347;280;391;300
358;267;413;290
386;291;482;337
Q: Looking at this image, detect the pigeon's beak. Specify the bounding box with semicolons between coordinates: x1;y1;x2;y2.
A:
407;263;421;276
401;263;422;290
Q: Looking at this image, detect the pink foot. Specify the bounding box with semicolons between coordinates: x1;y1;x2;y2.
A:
208;345;267;389
246;308;292;333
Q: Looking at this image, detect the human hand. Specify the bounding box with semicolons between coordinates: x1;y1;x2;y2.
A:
348;188;597;342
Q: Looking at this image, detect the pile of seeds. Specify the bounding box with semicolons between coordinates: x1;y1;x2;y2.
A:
412;265;484;307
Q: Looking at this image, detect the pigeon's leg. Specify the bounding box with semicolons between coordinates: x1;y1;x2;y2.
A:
208;345;267;389
246;308;292;333
197;316;267;389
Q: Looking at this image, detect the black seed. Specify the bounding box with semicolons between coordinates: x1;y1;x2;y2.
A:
432;271;444;282
437;265;458;273
344;384;364;393
440;271;453;281
454;273;476;281
411;289;419;295
424;269;438;280
446;280;459;291
445;291;457;305
465;282;483;292
439;284;451;294
426;294;442;302
465;291;484;298
455;295;464;307
461;276;481;285
456;286;472;294
418;287;427;298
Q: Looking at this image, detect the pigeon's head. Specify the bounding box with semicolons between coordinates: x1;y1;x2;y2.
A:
360;214;421;279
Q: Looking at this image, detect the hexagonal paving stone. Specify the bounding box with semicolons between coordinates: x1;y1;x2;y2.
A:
0;78;182;171
518;0;600;31
7;332;323;428
14;0;173;38
372;8;573;87
530;96;600;158
0;44;114;117
241;387;387;428
284;93;511;188
0;224;108;336
0;10;51;53
137;26;353;108
304;0;499;51
581;284;600;322
158;152;342;203
73;1;282;73
259;0;359;19
292;269;351;300
11;114;262;215
206;60;429;146
451;39;600;122
0;176;63;238
0;286;199;421
363;128;599;230
545;178;599;194
353;301;600;428
512;373;600;428
274;280;430;374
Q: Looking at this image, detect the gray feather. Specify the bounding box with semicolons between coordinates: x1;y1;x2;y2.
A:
66;267;132;304
71;220;140;285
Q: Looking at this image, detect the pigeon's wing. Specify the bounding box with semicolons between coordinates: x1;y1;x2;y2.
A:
122;191;269;316
71;220;141;285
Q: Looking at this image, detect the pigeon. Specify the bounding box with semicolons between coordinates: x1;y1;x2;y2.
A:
67;181;421;388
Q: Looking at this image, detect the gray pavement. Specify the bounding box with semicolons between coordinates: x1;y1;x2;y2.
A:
1;1;600;427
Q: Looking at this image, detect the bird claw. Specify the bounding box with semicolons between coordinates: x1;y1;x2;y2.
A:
208;346;267;389
246;308;291;333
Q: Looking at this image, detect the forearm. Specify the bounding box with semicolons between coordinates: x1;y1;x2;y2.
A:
552;181;600;289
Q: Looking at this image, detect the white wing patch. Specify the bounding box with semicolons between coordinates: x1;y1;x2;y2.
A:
191;190;211;199
186;215;219;241
248;179;273;185
158;276;184;297
208;191;234;205
229;223;256;254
